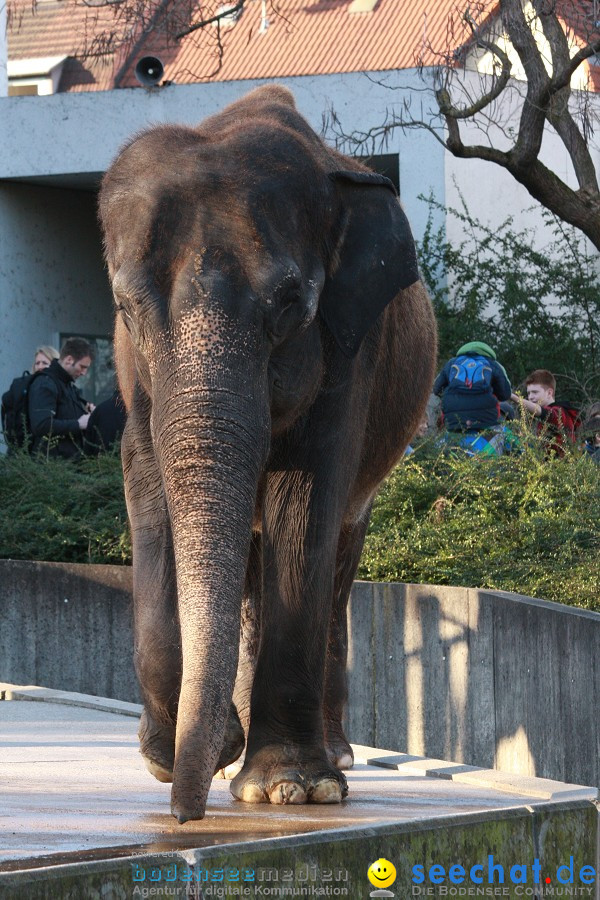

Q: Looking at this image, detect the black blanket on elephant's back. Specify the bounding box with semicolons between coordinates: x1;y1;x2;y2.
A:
321;173;420;357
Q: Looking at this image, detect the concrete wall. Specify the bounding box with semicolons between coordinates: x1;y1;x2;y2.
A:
345;582;600;790
1;560;598;788
0;71;447;230
0;560;138;702
0;182;113;392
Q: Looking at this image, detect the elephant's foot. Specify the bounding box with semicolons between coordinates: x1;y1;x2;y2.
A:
326;735;354;770
140;703;244;784
139;708;176;783
230;745;348;805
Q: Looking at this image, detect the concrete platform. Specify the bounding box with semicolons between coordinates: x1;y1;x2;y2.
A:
0;686;598;899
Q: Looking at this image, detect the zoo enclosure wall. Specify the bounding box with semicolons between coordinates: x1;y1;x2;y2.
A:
0;559;598;791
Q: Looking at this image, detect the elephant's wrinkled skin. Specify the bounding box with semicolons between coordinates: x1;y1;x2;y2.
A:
99;85;436;823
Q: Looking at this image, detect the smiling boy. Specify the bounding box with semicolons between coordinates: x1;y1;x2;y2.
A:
511;368;576;455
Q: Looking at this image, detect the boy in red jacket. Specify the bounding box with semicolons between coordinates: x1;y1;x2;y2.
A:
512;369;576;456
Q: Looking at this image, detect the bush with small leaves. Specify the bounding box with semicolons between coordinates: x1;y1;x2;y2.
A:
0;449;131;565
359;428;600;611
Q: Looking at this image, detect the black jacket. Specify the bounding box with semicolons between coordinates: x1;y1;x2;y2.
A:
28;360;88;459
84;390;127;455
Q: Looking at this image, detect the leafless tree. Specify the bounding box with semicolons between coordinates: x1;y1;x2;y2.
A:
328;0;600;252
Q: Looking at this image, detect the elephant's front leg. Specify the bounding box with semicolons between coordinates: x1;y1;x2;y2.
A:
231;469;349;805
124;402;245;783
123;407;181;783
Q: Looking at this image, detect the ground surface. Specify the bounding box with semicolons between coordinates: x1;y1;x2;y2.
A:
1;695;593;871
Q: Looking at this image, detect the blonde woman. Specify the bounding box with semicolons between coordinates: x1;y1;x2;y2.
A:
32;345;59;372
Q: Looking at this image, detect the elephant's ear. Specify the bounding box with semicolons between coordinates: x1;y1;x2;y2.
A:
319;170;419;357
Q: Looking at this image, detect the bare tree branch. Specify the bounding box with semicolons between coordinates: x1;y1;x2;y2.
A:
174;0;244;40
435;9;513;119
339;0;600;252
554;37;600;89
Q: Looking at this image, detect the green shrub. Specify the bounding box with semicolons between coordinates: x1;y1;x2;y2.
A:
1;434;598;612
0;450;131;565
359;432;600;610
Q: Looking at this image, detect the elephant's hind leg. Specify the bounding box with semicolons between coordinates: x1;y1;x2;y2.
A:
217;537;263;780
324;514;371;770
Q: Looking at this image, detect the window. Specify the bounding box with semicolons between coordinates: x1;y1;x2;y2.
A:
7;57;67;96
8;84;39;97
358;153;400;194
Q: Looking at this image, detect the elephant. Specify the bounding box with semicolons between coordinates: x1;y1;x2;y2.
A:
99;84;437;823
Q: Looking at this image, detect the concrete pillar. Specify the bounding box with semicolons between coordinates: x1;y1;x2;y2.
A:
0;0;7;97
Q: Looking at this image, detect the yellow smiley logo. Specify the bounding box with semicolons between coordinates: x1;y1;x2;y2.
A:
367;858;397;889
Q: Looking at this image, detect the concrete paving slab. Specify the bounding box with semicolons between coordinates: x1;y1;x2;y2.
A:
351;745;594;801
0;690;598;899
0;683;142;717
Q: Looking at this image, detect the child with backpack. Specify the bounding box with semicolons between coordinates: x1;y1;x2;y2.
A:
433;341;512;434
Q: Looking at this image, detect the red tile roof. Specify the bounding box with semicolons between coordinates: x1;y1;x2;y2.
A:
156;0;459;85
6;0;483;91
7;0;600;93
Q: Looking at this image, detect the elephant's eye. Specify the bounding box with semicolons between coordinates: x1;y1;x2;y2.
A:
280;286;302;309
273;282;303;318
114;291;133;317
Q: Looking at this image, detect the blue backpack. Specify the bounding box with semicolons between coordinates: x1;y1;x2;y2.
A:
448;354;492;392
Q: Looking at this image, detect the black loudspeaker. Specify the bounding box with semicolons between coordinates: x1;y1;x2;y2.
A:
135;57;164;87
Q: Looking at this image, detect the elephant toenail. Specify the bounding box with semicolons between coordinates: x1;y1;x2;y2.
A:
231;780;267;803
269;782;307;804
310;780;345;803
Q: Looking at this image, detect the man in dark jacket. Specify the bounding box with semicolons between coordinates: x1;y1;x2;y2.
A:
28;337;95;459
433;341;512;432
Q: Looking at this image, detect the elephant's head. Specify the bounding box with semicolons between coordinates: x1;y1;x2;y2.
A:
99;85;419;821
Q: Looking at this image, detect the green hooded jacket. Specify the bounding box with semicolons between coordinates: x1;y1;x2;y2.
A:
456;341;496;360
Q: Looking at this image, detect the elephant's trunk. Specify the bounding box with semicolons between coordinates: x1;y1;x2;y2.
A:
154;371;269;822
